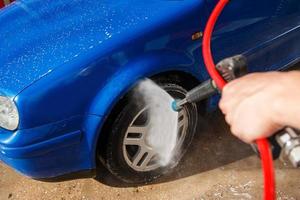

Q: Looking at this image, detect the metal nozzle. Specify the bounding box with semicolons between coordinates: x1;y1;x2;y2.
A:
276;127;300;168
216;55;248;82
171;99;187;111
171;80;217;112
171;55;248;112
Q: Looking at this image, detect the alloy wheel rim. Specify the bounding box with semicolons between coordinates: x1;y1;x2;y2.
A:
122;106;188;172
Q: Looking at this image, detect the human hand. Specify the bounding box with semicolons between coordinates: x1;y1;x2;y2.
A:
219;71;300;143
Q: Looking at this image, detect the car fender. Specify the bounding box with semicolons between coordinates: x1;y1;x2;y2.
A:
88;50;201;117
86;50;203;165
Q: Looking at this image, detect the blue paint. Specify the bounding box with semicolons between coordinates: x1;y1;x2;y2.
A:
0;0;300;179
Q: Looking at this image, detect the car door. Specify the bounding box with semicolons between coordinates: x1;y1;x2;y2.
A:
204;0;300;72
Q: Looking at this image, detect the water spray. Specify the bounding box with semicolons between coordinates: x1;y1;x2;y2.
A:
137;79;179;167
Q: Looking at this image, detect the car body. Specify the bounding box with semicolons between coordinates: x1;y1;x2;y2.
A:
1;0;300;180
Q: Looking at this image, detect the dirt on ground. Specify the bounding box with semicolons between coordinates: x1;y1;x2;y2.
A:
0;111;299;200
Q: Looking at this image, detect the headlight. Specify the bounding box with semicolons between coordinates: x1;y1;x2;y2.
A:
0;96;19;131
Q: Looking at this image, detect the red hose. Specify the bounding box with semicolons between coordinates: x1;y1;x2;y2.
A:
257;139;275;200
202;0;275;199
202;0;227;90
0;1;4;9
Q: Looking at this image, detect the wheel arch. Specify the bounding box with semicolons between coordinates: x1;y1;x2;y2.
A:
85;50;205;167
95;70;203;165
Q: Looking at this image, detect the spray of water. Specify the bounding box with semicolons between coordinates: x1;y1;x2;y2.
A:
136;79;179;166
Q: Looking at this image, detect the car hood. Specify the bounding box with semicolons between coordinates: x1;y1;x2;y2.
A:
0;0;202;96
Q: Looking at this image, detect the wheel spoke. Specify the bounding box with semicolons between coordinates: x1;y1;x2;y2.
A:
140;151;155;168
124;137;143;145
178;118;186;129
132;148;147;166
178;110;184;118
127;126;147;134
178;110;186;129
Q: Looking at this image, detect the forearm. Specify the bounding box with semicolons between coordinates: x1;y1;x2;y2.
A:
272;71;300;130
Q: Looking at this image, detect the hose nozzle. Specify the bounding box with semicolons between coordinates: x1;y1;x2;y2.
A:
171;80;217;112
171;99;187;112
171;55;247;112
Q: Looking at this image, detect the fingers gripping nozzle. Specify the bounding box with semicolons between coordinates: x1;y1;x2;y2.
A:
172;55;247;112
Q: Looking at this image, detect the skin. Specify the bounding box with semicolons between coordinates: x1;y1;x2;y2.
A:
219;71;300;143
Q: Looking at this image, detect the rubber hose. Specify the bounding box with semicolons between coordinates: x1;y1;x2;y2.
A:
201;0;275;199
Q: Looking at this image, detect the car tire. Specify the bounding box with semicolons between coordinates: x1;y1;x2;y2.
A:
101;78;199;184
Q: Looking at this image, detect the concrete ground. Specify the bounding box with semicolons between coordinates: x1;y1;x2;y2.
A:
0;111;299;200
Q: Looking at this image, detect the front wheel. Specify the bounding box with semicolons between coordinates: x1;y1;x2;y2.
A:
100;79;198;183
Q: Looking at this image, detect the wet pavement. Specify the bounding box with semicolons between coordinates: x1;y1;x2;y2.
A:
0;111;299;200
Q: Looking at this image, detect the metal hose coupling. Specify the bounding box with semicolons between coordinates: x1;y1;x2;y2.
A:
276;127;300;167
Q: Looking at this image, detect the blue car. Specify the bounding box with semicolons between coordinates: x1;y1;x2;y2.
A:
1;0;300;183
